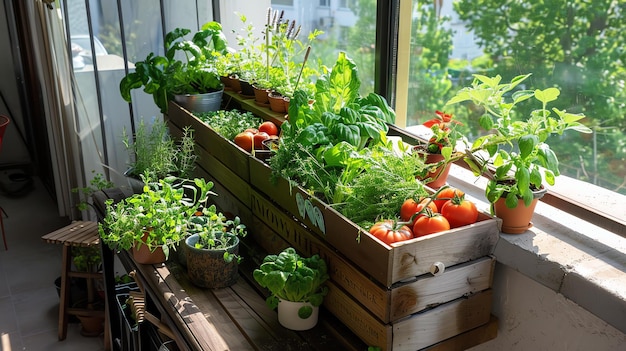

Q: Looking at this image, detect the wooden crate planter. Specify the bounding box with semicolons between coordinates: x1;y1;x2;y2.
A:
326;282;493;351
250;187;495;324
167;101;252;183
167;100;499;349
249;157;501;288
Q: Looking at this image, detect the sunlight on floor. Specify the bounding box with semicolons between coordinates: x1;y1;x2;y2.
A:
1;332;11;351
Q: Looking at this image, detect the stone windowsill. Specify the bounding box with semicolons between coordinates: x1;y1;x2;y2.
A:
444;164;626;335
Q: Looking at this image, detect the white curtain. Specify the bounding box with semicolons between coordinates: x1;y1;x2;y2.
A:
30;0;83;218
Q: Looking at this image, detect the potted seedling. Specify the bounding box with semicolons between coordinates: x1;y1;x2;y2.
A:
184;203;247;288
446;73;592;233
98;177;213;264
413;110;464;188
253;247;329;331
123;118;196;189
120;21;228;113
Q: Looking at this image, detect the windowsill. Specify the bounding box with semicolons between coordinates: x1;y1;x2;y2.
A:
445;164;626;335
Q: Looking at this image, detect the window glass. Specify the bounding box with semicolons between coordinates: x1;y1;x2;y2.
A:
272;0;294;6
268;0;377;96
404;0;626;196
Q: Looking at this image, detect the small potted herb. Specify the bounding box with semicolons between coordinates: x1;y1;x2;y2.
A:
98;177;213;264
253;247;329;330
123;118;197;187
184;204;247;289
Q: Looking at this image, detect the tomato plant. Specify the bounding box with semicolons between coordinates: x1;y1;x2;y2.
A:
369;220;414;245
412;212;450;237
234;131;254;152
433;186;465;211
440;194;478;228
258;121;279;136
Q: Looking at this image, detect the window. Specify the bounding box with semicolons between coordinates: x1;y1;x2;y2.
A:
269;0;376;96
401;0;626;200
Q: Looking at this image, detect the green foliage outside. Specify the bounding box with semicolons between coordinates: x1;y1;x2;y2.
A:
453;0;626;194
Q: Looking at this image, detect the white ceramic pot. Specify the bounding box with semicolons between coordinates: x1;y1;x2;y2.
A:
277;299;319;331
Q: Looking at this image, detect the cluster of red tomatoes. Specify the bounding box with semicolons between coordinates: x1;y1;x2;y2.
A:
233;121;280;152
369;187;479;246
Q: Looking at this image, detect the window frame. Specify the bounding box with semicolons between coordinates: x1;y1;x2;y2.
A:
386;0;625;237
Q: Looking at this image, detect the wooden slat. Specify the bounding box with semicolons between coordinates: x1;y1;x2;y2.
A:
165;263;256;351
392;290;493;350
422;315;499;351
222;90;287;127
41;221;99;246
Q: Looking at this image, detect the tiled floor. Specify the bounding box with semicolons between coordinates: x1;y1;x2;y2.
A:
0;172;105;351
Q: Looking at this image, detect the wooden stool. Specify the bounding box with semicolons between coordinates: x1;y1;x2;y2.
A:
42;221;105;340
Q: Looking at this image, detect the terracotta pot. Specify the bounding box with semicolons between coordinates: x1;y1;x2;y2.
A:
277;299;319;331
132;232;166;264
283;96;291;114
77;314;105;337
268;92;287;113
228;75;241;93
253;85;270;104
220;76;230;89
414;148;452;189
184;234;239;288
493;188;547;234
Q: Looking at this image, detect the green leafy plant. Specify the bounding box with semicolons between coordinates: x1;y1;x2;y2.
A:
195;109;262;140
72;246;102;272
270;52;398;206
187;205;247;263
98;177;213;259
72;171;115;212
446;73;592;207
253;247;329;312
119;21;228;113
123;118;197;180
263;8;323;97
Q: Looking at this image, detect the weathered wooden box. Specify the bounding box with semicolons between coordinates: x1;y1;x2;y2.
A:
167;101;251;183
249;157;500;288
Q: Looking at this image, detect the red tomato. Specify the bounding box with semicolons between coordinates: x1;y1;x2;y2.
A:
400;198;438;224
400;199;419;222
253;131;270;150
258;121;279;136
440;195;478;228
234;131;254;152
433;187;465;211
244;128;259;134
369;220;414;245
412;213;450;238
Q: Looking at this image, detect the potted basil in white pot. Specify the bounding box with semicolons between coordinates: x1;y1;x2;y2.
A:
253;247;329;331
